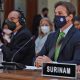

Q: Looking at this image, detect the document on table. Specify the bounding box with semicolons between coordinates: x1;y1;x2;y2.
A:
25;66;42;70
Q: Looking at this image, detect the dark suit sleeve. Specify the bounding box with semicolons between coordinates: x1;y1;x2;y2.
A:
2;32;35;65
61;41;80;65
37;42;48;56
2;33;28;60
37;33;54;56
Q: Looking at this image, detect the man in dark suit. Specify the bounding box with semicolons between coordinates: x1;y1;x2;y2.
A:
1;10;35;66
32;8;48;38
35;1;80;67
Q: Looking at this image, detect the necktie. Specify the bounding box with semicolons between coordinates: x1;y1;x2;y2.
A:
54;32;65;61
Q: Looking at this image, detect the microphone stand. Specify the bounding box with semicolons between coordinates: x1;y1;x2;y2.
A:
11;36;34;62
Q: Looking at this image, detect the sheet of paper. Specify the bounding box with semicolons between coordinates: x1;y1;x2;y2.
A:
25;66;42;70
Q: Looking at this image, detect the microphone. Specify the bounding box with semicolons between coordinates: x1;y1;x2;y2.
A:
1;36;35;70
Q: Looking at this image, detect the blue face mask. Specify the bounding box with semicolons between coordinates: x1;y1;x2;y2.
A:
54;16;67;30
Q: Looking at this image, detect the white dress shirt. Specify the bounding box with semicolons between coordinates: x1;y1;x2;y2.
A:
60;24;73;36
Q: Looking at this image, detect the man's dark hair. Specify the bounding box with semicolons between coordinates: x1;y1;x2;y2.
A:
54;1;76;16
42;8;48;12
15;10;26;25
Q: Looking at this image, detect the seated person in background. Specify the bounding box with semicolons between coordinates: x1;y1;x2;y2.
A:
32;8;49;38
35;1;80;67
2;19;16;43
0;10;35;66
0;28;4;43
74;16;80;30
35;18;54;55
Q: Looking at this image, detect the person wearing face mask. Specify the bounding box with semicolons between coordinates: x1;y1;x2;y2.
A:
35;1;80;67
32;8;49;38
2;19;16;43
0;10;35;66
35;18;54;55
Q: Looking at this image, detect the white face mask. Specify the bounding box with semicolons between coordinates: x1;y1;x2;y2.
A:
41;26;50;34
3;34;11;43
3;29;12;35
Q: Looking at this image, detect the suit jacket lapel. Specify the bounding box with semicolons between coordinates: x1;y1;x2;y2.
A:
59;26;76;54
11;27;24;42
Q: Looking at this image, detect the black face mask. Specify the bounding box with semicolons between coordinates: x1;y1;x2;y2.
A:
54;16;67;29
4;19;16;31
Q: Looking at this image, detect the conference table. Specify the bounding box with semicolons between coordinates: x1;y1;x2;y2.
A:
0;68;80;80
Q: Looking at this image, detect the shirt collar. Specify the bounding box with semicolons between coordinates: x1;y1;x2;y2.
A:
13;32;17;35
60;24;73;36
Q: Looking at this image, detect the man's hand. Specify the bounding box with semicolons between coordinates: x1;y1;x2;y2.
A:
34;55;52;67
34;56;43;67
77;65;80;73
43;55;52;63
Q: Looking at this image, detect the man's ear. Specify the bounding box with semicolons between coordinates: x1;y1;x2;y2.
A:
66;14;73;22
69;14;73;21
